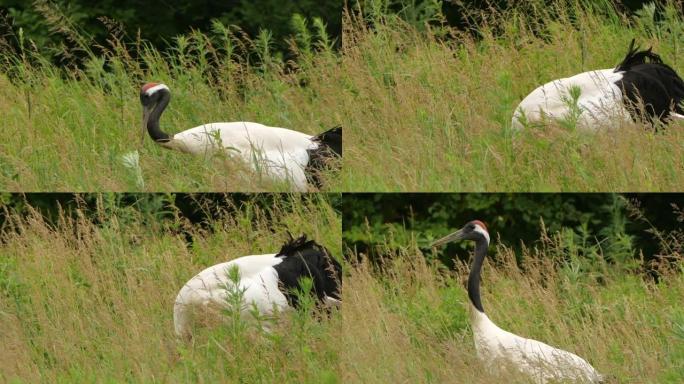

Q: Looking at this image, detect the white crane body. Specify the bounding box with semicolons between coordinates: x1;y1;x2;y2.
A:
162;122;315;190
173;235;342;339
139;83;341;191
431;220;603;383
470;306;602;383
512;40;684;130
173;253;288;337
512;69;630;130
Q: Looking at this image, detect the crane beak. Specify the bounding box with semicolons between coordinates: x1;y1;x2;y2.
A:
430;229;465;248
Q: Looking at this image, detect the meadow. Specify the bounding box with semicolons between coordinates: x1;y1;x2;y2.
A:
341;0;684;191
0;194;342;382
5;1;684;192
1;194;682;383
0;11;343;191
341;233;683;383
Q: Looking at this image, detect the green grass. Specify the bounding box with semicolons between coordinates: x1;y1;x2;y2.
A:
5;1;684;191
2;195;682;383
341;227;684;383
8;0;684;191
0;194;342;382
0;17;343;191
340;0;684;191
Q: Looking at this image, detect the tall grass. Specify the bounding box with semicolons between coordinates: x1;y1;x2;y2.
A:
341;0;684;191
341;224;684;383
6;1;684;191
0;194;342;382
2;193;682;382
0;3;342;191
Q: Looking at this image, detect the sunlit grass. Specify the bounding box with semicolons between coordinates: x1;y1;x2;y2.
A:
2;194;681;382
340;0;684;191
0;11;343;191
341;228;684;383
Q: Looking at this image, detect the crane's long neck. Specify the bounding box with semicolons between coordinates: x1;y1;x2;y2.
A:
468;238;488;313
147;91;171;142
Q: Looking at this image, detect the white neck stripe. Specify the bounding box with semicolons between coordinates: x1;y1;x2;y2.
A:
474;225;490;244
145;84;169;96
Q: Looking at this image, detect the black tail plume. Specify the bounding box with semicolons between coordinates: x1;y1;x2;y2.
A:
304;126;342;189
277;233;317;257
615;39;663;72
312;126;342;157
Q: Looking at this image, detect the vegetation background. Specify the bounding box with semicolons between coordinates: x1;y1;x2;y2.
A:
2;192;681;383
0;0;342;61
0;193;344;382
343;193;683;266
1;0;683;381
342;192;683;383
341;0;684;191
3;0;682;191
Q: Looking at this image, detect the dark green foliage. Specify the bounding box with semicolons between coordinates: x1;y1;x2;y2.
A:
343;193;683;267
0;193;342;236
0;0;341;63
442;0;656;30
221;0;341;48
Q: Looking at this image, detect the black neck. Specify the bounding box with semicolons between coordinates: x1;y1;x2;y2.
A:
467;237;488;313
147;91;171;142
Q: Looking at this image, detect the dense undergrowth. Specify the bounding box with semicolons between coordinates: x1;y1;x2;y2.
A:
0;194;343;382
341;0;684;191
4;1;683;191
1;194;682;382
0;5;343;191
340;207;684;383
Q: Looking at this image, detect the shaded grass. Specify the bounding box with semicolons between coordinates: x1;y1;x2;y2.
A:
340;0;684;191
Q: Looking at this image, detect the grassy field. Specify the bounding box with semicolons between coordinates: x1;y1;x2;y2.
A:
2;194;682;383
341;0;684;191
0;194;343;382
339;223;684;383
6;1;684;192
0;15;343;191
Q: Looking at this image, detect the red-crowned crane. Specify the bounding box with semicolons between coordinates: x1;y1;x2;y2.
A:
173;234;342;339
140;83;342;191
431;220;603;383
512;40;684;130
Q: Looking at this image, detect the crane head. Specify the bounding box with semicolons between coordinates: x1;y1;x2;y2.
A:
430;220;490;247
140;82;168;107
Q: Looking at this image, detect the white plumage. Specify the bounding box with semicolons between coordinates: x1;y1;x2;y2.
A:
173;235;342;339
512;69;630;130
512;40;684;131
431;220;603;383
140;83;341;191
470;307;602;383
173;253;287;338
164;122;315;190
